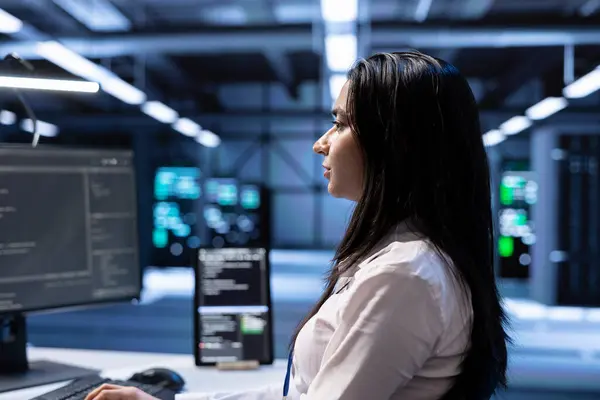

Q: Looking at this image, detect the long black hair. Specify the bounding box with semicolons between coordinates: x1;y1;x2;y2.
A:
291;51;509;399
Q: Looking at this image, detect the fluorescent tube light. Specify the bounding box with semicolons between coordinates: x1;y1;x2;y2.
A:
36;41;105;80
329;74;347;100
141;101;179;124
321;0;357;22
525;97;568;120
499;116;531;136
482;129;505;147
196;130;221;148
21;119;59;137
0;76;99;93
36;41;146;105
563;67;600;99
414;0;433;22
173;118;202;137
0;9;23;34
325;34;357;72
100;77;146;105
0;110;16;125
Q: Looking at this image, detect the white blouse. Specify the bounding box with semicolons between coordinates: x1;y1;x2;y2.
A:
178;224;472;400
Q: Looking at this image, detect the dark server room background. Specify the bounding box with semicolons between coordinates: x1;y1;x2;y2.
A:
1;0;600;399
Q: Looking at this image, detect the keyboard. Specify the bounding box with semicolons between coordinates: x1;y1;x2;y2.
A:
30;374;176;400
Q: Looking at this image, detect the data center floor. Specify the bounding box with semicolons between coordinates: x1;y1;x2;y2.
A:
27;250;600;399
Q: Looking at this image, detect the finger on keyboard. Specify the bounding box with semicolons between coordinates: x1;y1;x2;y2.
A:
85;383;124;400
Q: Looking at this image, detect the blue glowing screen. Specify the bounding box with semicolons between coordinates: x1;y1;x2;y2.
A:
152;167;202;263
151;168;267;265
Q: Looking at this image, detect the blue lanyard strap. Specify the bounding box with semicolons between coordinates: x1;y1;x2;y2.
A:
283;350;294;399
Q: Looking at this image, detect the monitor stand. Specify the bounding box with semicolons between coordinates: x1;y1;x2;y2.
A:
0;314;99;393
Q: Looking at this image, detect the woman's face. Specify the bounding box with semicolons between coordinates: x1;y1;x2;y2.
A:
313;81;364;201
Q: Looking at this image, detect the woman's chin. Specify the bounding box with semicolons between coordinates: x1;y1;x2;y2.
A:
327;182;345;199
326;182;339;197
327;182;360;202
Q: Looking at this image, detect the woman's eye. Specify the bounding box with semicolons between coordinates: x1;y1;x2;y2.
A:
332;120;342;131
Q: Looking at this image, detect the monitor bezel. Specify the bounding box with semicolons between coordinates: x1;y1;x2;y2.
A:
193;246;275;366
0;144;142;316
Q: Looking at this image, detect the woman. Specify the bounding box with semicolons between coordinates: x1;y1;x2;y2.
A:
86;51;509;400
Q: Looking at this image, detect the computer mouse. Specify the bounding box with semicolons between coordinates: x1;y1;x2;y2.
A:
129;367;186;393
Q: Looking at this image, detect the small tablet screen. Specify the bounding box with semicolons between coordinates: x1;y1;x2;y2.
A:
194;247;274;365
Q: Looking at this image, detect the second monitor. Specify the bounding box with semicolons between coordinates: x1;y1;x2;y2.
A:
194;247;273;366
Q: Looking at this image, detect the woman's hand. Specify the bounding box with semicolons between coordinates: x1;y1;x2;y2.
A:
84;383;159;400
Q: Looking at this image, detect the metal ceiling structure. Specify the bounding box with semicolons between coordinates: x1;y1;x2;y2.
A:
0;0;598;143
5;22;600;59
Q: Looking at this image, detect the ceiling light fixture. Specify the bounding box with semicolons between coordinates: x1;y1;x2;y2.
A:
0;76;99;93
525;97;568;120
36;41;146;105
0;9;22;34
499;116;532;136
173;118;202;137
21;119;59;137
195;130;221;148
141;101;179;124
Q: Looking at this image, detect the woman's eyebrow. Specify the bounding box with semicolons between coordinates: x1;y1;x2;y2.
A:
332;107;346;119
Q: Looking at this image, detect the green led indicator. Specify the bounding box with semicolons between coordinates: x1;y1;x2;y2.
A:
498;236;514;258
500;184;513;205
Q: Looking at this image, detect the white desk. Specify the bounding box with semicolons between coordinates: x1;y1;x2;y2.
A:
0;347;286;400
5;346;600;398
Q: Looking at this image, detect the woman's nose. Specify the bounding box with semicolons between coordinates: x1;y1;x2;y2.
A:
313;133;329;155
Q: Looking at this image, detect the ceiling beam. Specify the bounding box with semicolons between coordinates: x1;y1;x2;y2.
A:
373;23;600;48
5;22;600;59
23;0;84;34
0;29;312;59
26;108;600;133
438;0;495;62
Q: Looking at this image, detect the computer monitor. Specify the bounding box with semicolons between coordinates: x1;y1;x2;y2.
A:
0;145;140;392
202;179;270;249
151;166;202;267
150;173;270;267
194;247;273;366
